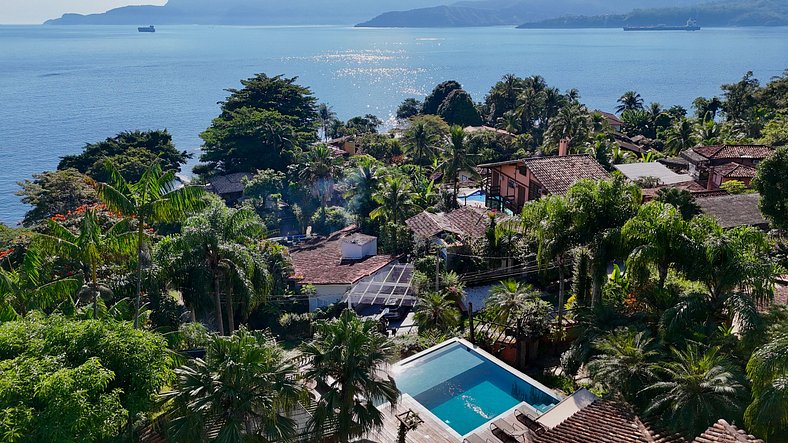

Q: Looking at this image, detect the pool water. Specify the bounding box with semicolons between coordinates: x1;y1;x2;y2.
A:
392;342;558;436
459;190;486;205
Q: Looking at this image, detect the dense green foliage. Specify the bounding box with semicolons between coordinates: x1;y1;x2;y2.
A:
17;169;98;226
754;146;788;230
59;130;190;182
0;315;172;442
198;74;319;174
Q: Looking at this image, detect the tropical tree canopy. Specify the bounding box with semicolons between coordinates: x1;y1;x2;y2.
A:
300;310;399;442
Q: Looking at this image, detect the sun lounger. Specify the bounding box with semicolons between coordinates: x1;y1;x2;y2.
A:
490;418;530;443
514;406;546;435
464;434;494;443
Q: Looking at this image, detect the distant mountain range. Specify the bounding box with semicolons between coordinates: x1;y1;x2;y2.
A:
44;0;448;25
517;0;788;28
357;0;707;27
358;0;787;28
44;0;788;27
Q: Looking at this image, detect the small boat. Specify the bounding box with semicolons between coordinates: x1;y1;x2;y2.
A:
624;18;700;31
138;25;156;33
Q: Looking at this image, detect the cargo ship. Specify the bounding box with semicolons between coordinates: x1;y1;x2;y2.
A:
624;19;700;31
138;25;156;33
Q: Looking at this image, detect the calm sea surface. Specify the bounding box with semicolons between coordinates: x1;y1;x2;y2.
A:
1;25;786;224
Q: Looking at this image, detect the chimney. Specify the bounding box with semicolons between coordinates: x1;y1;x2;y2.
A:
707;167;715;190
341;233;377;260
559;138;569;157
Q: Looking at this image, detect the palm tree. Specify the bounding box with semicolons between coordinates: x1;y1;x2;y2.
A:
344;161;380;224
694;115;721;145
544;103;590;152
410;175;438;210
497;111;522;134
485;279;539;326
622;201;692;289
413;291;461;333
609;145;635;164
300;310;399;442
34;208;134;316
93;161;205;328
663;118;697;155
616;91;644;113
155;201;270;334
566;177;641;305
438;126;478;203
654;188;701;220
160;329;306;443
370;176;419;225
745;333;788;440
317;103;338;141
587;328;660;404
521;195;574;324
0;249;80;319
299;144;343;213
403;116;445;166
643;344;747;438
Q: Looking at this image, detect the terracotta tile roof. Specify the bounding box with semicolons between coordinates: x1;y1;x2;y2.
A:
693;420;764;443
696;193;768;228
288;227;398;285
689;145;774;161
596;110;624;127
405;206;505;239
523;155;611;195
714;162;757;179
534;400;684;443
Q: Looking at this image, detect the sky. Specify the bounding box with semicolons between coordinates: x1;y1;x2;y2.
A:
1;0;167;24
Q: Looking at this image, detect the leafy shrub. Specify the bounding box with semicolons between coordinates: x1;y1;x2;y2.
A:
309;206;352;235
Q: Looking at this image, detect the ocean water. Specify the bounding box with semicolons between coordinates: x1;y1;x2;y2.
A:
0;25;786;225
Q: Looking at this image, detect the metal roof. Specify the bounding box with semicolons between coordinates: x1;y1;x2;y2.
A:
344;263;416;308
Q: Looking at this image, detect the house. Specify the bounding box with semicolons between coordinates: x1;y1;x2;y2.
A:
288;226;400;310
596;110;625;132
696;193;769;229
681;145;773;187
326;135;359;156
709;162;758;188
614;162;694;186
406;206;507;244
205;172;253;205
478;148;610;213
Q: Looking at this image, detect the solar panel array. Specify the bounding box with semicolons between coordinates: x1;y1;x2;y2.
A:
345;263;417;307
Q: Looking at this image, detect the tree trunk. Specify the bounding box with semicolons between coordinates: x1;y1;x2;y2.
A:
214;274;224;335
133;218;145;329
658;263;668;289
226;285;235;334
557;260;565;327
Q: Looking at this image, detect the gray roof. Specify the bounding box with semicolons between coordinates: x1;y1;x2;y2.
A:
614;162;694;185
206;172;252;195
697;193;768;228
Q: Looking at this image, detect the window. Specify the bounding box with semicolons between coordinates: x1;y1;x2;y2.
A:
508;178;516;189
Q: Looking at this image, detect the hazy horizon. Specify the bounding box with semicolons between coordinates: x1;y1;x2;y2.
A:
2;0;166;25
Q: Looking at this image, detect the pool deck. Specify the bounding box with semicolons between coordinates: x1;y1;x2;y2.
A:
358;394;526;443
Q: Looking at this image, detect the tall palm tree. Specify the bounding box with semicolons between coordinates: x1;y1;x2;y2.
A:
317;103;338;141
403;117;444;166
485;279;539;326
566;177;641;305
370;176;419;225
160;329;306;443
299;144;343;212
413;291;461;333
616;91;644;113
694;115;721;145
745;333;788;441
155;201;270;334
437;126;478;203
34;208;134;316
93;162;205;328
0;249;80;319
643;344;747;438
521;195;574;324
622;201;692;289
544;104;590;152
587;328;660;404
300;310;399;442
663;118;697;155
344;161;380;225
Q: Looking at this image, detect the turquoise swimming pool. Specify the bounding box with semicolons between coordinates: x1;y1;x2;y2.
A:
391;340;559;436
458;190;486;205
